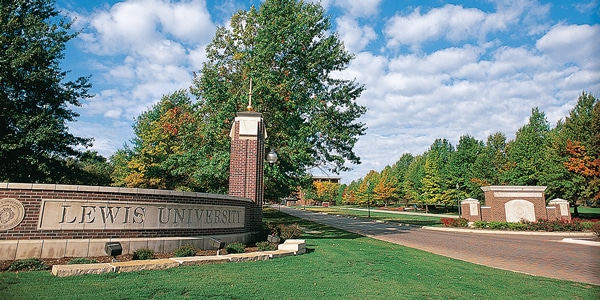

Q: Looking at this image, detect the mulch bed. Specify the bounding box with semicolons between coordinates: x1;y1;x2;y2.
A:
0;247;259;272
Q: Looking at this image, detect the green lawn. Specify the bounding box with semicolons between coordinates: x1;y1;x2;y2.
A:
573;206;600;220
1;209;597;300
300;206;445;226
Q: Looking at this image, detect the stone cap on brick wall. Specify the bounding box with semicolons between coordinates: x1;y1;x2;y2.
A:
481;186;547;192
0;183;252;203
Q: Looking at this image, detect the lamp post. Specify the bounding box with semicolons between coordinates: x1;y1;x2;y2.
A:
266;148;277;207
456;183;461;217
366;181;371;218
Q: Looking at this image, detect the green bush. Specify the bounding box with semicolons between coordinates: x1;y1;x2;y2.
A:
132;248;154;260
174;244;196;257
67;258;98;265
507;222;528;230
256;241;277;251
8;258;49;271
225;242;246;254
474;219;587;231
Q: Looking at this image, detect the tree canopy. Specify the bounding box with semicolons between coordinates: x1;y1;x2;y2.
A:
112;0;366;198
1;0;93;183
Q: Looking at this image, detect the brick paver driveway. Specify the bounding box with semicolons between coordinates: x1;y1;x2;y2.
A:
279;206;600;286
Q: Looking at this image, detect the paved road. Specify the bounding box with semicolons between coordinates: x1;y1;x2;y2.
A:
279;206;600;286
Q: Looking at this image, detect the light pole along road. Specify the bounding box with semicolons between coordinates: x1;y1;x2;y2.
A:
278;206;600;286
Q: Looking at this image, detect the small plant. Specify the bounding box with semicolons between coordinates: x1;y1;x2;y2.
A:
279;224;303;239
174;244;196;257
67;258;98;265
440;218;468;227
225;242;246;254
256;241;277;251
266;223;303;240
591;222;600;239
132;248;154;260
8;258;49;271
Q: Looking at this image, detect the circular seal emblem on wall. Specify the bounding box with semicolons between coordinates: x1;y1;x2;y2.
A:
0;198;25;230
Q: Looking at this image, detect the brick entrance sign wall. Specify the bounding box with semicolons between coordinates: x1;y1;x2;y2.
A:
0;184;257;260
460;186;571;222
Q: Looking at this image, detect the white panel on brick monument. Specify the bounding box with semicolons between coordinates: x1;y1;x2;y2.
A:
469;203;479;216
504;199;535;222
559;203;569;216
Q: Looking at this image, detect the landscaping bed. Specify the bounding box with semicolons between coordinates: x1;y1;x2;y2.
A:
0;247;259;272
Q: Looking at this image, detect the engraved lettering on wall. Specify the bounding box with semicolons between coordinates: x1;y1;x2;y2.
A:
38;200;244;230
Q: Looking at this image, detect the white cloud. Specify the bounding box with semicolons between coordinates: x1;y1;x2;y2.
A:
335;16;377;53
80;0;214;55
384;5;486;50
536;24;600;68
332;0;381;17
68;0;216;126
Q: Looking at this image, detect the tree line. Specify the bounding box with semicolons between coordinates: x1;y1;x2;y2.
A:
337;92;599;216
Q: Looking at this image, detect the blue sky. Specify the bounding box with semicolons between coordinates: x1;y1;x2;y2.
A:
56;0;600;183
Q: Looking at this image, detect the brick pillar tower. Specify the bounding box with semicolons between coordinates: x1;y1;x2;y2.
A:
229;111;266;229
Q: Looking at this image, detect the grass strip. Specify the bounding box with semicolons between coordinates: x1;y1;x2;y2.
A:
301;206;445;226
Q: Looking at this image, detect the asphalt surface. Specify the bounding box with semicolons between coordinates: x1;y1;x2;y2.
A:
278;206;600;286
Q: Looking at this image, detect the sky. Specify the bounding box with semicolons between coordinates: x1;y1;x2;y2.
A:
55;0;600;184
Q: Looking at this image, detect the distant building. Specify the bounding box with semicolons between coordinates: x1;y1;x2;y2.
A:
290;175;342;207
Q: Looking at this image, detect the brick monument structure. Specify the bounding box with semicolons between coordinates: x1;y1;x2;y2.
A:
228;111;267;231
461;186;571;222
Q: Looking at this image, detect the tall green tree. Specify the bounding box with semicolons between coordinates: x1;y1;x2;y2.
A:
1;0;92;182
390;153;415;204
449;135;485;199
473;132;510;186
374;166;399;207
356;170;379;207
420;139;454;210
403;155;426;206
190;0;366;197
504;108;550;185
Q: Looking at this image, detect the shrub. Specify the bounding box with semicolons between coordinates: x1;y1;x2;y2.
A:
474;219;587;231
266;223;303;240
279;224;303;239
67;258;98;265
132;248;154;260
174;244;196;257
256;241;277;251
226;242;246;254
8;258;49;271
507;222;528;230
591;222;600;239
441;218;468;227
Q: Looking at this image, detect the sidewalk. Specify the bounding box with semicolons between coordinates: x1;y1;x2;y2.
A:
345;207;458;218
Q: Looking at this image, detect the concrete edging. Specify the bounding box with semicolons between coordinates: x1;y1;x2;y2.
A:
51;240;306;277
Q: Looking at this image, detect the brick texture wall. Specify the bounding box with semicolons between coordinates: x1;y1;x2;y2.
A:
228;111;266;231
0;183;258;240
